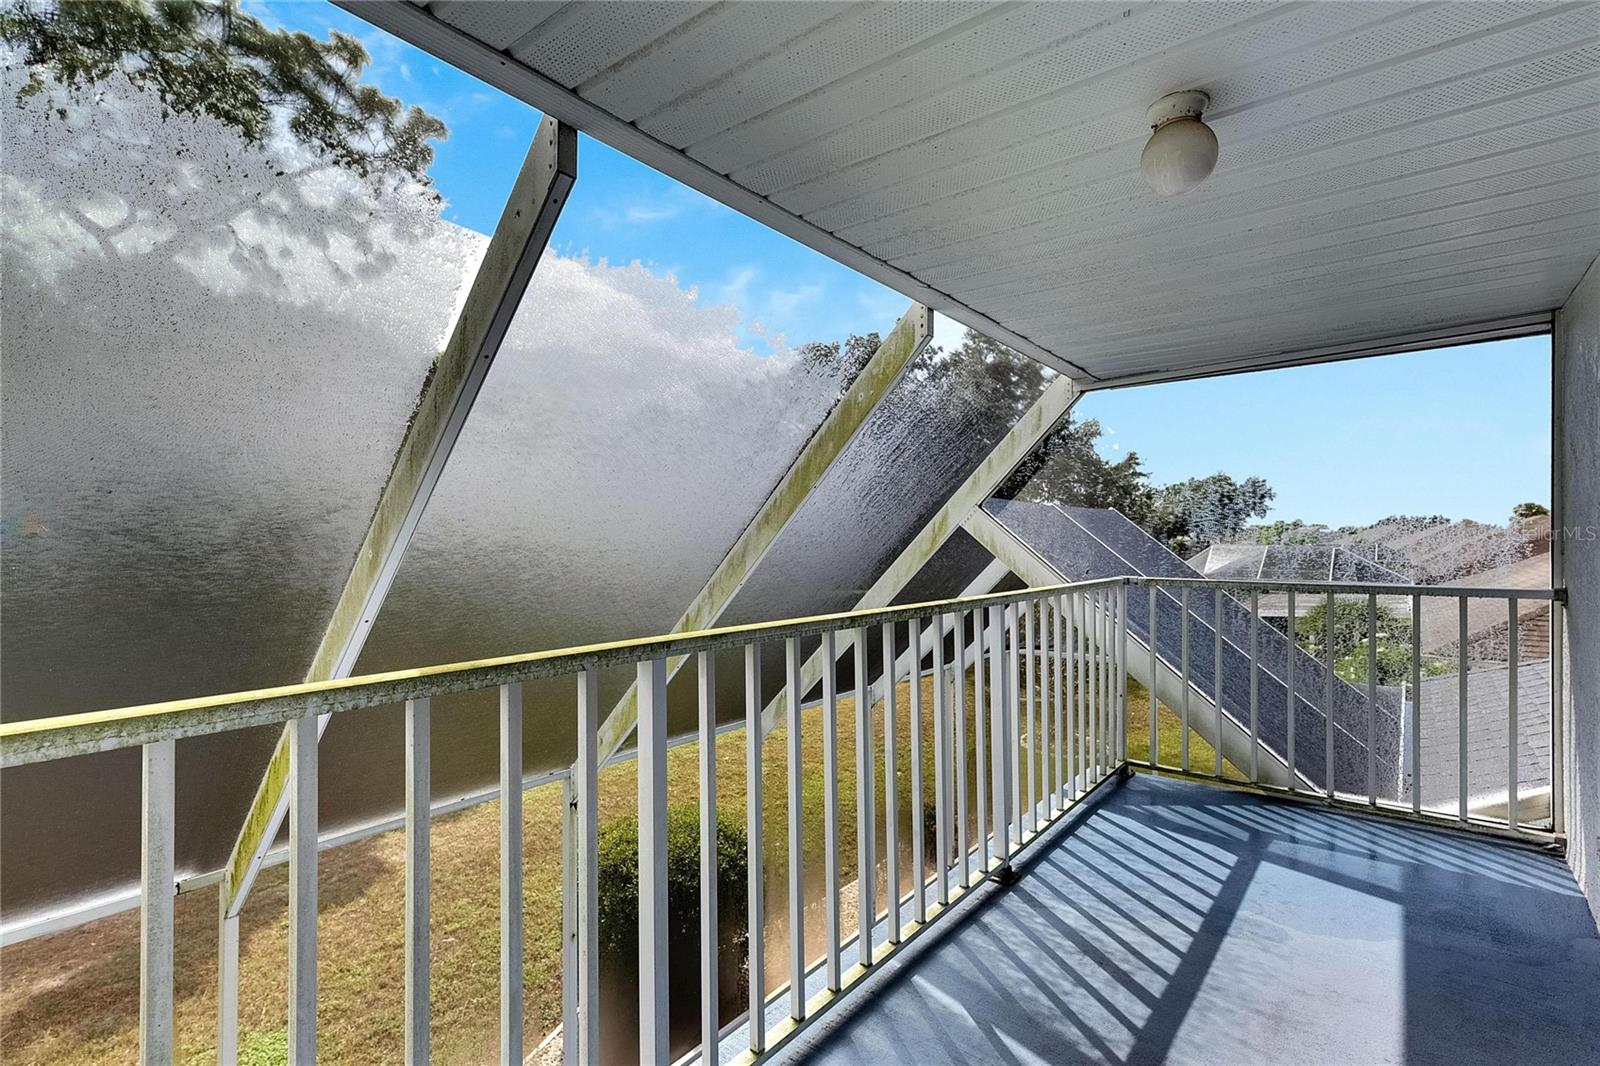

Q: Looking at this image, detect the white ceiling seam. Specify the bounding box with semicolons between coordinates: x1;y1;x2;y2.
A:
822;30;1600;248
360;1;1595;387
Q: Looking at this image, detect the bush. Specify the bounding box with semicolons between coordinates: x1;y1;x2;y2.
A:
595;803;748;963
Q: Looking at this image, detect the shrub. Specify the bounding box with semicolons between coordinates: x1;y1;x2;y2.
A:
595;803;748;963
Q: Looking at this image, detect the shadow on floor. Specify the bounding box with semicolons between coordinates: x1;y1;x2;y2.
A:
783;774;1600;1066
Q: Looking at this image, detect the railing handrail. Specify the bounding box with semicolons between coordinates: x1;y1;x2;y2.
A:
1138;575;1562;600
0;575;1131;768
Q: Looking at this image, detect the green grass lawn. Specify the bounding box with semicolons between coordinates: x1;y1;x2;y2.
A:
1;670;1230;1064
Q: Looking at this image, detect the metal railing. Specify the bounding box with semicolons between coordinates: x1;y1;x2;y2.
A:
2;573;1563;1063
0;576;1131;1065
1123;576;1565;844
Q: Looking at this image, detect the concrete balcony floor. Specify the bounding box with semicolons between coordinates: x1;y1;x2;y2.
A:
783;775;1600;1066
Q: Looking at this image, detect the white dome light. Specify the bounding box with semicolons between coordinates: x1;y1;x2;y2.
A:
1139;90;1218;197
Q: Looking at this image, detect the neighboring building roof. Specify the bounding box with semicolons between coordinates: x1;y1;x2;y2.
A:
1413;660;1552;810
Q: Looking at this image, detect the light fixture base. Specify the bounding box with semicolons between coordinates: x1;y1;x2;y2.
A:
1145;90;1210;130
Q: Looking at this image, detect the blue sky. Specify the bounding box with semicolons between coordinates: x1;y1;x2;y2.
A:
253;2;1551;530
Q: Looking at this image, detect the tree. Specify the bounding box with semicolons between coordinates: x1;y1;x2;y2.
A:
2;0;445;185
996;414;1155;520
1511;501;1549;520
797;331;881;401
1147;473;1275;553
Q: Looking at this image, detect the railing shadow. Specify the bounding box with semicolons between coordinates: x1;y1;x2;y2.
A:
782;774;1598;1066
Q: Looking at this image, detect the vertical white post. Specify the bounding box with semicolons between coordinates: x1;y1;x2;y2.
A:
973;610;989;872
1067;593;1078;796
140;740;175;1066
881;623;900;944
1095;590;1106;780
697;653;719;1058
1007;604;1021;844
405;698;431;1066
854;628;876;967
1508;597;1519;831
952;615;970;888
1149;585;1160;769
785;638;806;1016
932;617;950;906
288;714;318;1064
1552;601;1565;834
576;671;600;1066
744;646;766;1052
1325;589;1336;799
1367;596;1378;807
1286;590;1297;791
821;632;842;989
638;658;669;1066
989;605;1009;862
1459;596;1470;822
1411;594;1423;815
1053;597;1064;804
1179;588;1191;774
1024;602;1037;833
1249;589;1260;784
908;621;926;924
217;890;239;1066
560;775;576;1066
1214;590;1225;779
500;685;524;1065
1120;585;1129;763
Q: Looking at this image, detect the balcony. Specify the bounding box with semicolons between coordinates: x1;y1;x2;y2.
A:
2;2;1596;1064
3;574;1588;1065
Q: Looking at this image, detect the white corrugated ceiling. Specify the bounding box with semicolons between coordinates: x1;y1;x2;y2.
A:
347;1;1600;386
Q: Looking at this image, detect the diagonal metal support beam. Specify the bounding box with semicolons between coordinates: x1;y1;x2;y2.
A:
593;303;933;764
220;119;577;917
758;376;1081;733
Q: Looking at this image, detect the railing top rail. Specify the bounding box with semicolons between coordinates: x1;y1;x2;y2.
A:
1137;575;1562;601
0;576;1127;768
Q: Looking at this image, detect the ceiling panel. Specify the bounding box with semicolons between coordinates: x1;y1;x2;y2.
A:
357;0;1598;385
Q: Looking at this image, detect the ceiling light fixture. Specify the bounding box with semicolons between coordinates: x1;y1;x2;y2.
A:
1139;90;1218;197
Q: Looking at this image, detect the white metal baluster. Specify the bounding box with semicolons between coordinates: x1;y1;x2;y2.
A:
140;740;175;1066
854;627;876;968
1005;603;1020;853
909;621;926;925
989;605;1009;862
1458;597;1469;823
953;616;970;888
405;698;431;1066
973;609;989;874
218;889;239;1066
1025;601;1037;834
289;713;317;1065
1287;590;1297;791
500;685;524;1066
698;653;720;1055
881;623;900;945
638;658;669;1066
1249;590;1260;785
560;776;576;1066
1149;585;1160;769
932;617;951;906
1508;597;1519;831
1053;597;1064;809
821;632;842;990
1118;584;1129;765
1552;601;1565;835
1042;598;1054;815
1326;589;1337;800
1067;593;1079;797
1180;588;1191;774
1214;591;1224;779
1098;590;1108;778
1410;594;1422;816
785;638;805;1017
1367;596;1378;807
744;645;766;1052
576;670;600;1066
